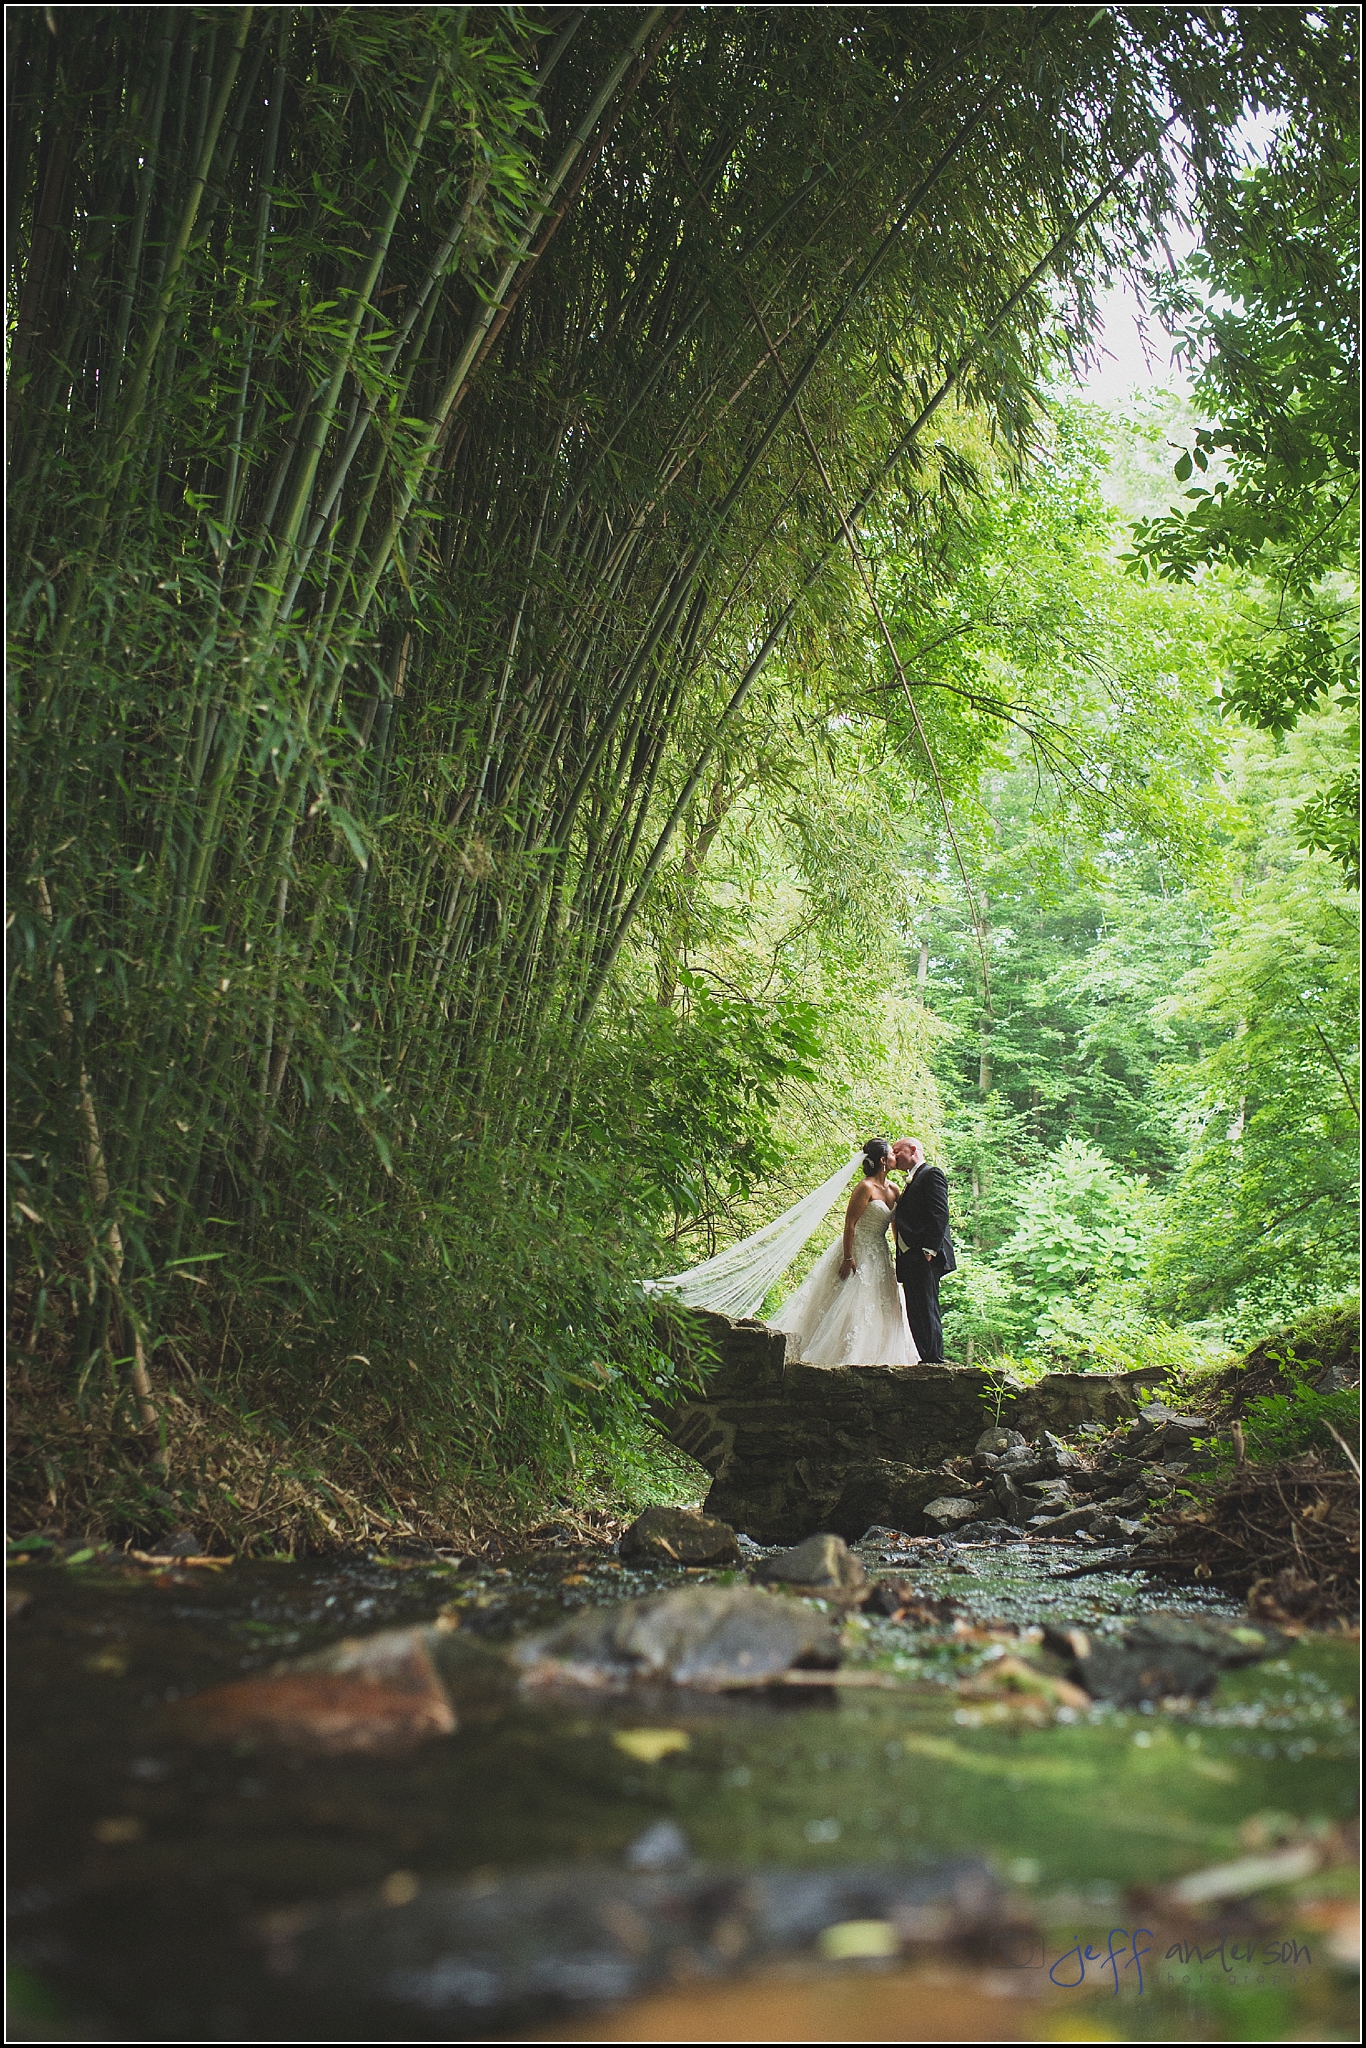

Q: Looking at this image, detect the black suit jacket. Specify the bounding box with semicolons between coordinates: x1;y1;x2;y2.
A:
894;1162;956;1280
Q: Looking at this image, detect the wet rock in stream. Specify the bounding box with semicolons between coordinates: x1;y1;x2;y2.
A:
753;1532;866;1599
618;1507;741;1568
1041;1612;1290;1706
170;1580;851;1749
862;1578;959;1624
944;1519;1021;1546
923;1496;981;1534
172;1625;459;1755
512;1586;841;1691
1025;1502;1105;1540
857;1524;926;1552
258;1856;1015;2033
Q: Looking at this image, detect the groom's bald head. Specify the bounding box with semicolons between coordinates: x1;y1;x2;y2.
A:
892;1138;923;1169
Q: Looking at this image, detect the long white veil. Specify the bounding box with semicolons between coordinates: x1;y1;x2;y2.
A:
643;1147;863;1322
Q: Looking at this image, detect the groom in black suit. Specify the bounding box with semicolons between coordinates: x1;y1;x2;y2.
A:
890;1138;955;1363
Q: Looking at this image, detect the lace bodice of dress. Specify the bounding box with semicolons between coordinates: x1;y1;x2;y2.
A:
852;1196;895;1249
769;1192;917;1366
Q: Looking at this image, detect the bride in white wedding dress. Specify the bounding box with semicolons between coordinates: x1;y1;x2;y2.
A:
770;1138;919;1366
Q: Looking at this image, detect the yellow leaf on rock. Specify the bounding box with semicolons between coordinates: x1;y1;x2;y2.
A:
817;1919;900;1961
611;1727;690;1764
85;1650;129;1676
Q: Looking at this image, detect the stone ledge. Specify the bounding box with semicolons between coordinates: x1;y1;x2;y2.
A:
654;1311;1168;1544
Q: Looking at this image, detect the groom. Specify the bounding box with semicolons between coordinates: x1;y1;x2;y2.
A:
890;1138;955;1364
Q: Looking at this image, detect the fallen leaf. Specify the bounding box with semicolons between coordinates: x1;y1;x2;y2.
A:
130;1551;232;1569
92;1816;144;1845
611;1727;691;1764
817;1919;900;1961
963;1655;1089;1702
84;1650;129;1677
1167;1844;1320;1905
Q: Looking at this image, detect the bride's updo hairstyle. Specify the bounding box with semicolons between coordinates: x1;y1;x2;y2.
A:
862;1138;893;1177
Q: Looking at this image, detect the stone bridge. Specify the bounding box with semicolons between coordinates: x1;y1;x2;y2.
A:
654;1309;1166;1544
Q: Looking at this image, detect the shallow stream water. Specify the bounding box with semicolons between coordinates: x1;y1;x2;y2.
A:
7;1536;1358;2041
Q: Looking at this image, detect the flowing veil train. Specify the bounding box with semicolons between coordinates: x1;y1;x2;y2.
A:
643;1149;863;1322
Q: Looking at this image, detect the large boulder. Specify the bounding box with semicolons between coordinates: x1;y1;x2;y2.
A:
829;1461;973;1541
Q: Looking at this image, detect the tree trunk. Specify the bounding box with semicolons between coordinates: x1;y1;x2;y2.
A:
976;893;991;1093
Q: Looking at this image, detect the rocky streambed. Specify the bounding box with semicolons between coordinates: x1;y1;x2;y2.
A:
8;1497;1359;2043
916;1401;1220;1554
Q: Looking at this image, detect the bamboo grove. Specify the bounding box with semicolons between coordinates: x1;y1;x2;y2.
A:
7;6;1358;1517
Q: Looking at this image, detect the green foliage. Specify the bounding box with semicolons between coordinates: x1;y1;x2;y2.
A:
577;975;825;1224
565;1425;711;1521
1147;719;1360;1333
973;1354;1047;1425
956;1138;1159;1357
950;1254;1024;1359
1295;768;1363;888
1128;127;1359;589
1076;1320;1222;1387
1124;122;1361;885
874;407;1231;866
1197;1311;1362;1468
904;549;1356;1367
1239;1378;1359;1467
931;857;1216;1185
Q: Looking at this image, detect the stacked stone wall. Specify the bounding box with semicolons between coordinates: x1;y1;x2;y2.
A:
654;1309;1165;1543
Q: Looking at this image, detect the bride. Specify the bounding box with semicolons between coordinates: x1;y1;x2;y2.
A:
770;1138;919;1366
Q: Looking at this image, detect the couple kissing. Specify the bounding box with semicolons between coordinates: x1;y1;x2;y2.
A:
771;1137;955;1366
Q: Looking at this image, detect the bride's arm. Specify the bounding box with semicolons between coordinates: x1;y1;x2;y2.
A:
839;1183;871;1277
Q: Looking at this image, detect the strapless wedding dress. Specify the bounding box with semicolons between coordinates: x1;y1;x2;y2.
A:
770;1198;918;1366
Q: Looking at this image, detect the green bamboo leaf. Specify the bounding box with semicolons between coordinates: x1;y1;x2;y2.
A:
329;806;370;870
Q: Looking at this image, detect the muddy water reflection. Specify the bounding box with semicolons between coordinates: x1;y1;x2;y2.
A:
7;1539;1358;2041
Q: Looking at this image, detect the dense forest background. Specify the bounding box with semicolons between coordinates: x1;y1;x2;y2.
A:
7;5;1358;1544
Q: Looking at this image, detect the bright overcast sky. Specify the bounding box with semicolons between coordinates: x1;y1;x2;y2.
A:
1074;274;1190;406
1074;108;1280;408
